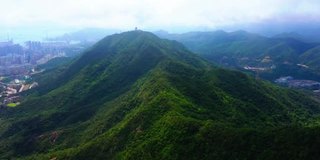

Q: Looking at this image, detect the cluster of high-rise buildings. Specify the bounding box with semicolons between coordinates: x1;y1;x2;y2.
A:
0;40;79;76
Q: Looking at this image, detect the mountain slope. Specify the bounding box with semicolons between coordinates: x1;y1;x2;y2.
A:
301;45;320;70
1;31;320;159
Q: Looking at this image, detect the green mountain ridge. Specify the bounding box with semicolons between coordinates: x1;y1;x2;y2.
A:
1;31;320;159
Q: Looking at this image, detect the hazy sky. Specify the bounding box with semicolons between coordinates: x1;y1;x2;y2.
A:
0;0;320;38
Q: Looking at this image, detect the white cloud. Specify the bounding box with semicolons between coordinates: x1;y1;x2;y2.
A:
0;0;319;30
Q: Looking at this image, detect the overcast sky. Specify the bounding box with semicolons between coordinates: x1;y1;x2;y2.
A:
0;0;320;38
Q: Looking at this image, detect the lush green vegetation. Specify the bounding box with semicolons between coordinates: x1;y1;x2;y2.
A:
0;31;320;159
36;57;73;71
6;103;18;107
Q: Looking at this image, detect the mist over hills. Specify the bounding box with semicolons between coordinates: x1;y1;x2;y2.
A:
48;20;320;43
0;31;320;159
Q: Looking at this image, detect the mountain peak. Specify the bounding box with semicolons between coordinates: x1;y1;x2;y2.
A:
107;30;159;41
92;30;164;53
51;30;209;89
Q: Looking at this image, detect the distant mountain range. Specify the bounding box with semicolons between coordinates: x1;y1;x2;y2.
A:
52;25;320;43
155;30;320;81
272;32;306;42
227;21;320;43
1;31;320;159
